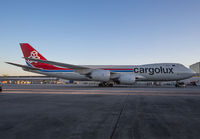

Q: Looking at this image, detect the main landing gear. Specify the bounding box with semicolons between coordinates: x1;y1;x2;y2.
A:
98;82;114;87
175;81;184;87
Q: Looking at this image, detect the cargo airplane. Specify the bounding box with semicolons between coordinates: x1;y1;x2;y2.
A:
6;43;196;87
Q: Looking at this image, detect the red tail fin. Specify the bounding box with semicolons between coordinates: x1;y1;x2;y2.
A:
20;43;58;70
20;43;47;61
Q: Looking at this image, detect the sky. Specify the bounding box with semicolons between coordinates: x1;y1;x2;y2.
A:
0;0;200;76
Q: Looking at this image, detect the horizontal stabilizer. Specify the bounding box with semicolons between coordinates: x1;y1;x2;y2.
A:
6;62;40;70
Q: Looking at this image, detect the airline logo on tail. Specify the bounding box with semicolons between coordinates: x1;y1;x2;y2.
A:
20;43;69;70
28;51;40;63
20;43;48;68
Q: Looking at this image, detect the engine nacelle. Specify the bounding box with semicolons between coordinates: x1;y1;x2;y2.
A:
118;74;136;84
90;69;110;82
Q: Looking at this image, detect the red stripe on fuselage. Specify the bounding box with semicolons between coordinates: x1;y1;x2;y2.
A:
38;67;133;71
103;68;133;70
38;65;72;70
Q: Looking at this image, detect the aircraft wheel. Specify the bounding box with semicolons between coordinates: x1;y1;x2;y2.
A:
98;83;104;87
98;82;113;87
108;83;113;87
175;84;179;88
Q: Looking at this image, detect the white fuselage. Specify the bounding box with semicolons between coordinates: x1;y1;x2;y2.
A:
29;63;195;82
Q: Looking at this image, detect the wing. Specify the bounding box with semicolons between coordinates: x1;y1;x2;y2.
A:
25;58;90;69
24;57;95;74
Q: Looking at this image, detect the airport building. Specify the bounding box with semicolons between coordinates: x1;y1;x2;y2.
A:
190;62;200;74
184;62;200;85
0;76;59;84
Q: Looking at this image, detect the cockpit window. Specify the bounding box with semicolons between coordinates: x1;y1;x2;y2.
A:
174;64;186;68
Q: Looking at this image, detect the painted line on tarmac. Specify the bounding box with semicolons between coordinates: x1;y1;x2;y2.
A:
1;90;200;97
3;88;200;93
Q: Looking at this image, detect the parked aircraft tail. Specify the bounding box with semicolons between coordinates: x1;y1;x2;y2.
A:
20;43;61;70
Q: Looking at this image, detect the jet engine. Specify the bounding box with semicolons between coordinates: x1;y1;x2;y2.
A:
117;74;136;84
89;69;110;82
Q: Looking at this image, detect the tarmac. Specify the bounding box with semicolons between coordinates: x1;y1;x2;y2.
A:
0;84;200;139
